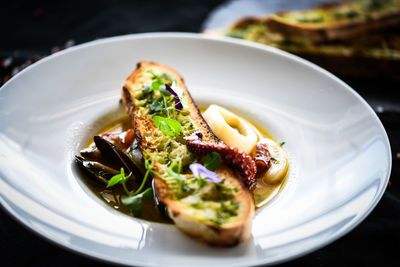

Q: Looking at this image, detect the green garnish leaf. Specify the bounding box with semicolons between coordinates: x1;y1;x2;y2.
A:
107;168;131;188
121;194;142;217
270;157;277;163
107;173;124;188
153;116;181;136
279;141;286;147
121;187;153;217
152;81;162;90
142;187;154;199
203;152;221;171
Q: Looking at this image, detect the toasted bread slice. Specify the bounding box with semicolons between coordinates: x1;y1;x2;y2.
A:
266;0;400;42
204;2;400;80
122;61;254;246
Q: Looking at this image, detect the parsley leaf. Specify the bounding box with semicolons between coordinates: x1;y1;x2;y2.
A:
152;116;181;136
279;141;286;147
270;157;277;163
203;152;221;171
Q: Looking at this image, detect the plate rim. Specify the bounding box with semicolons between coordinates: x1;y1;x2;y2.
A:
0;32;392;266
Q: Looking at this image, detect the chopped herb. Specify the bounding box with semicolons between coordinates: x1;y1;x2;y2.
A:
271;157;277;163
279;141;286;147
203;152;221;171
153;116;181;136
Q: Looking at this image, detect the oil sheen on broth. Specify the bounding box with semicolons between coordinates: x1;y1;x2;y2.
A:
80;112;286;223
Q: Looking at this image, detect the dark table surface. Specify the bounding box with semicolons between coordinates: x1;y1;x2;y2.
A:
1;0;399;266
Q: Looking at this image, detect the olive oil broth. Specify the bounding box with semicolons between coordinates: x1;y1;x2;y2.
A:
81;116;172;224
80;112;287;223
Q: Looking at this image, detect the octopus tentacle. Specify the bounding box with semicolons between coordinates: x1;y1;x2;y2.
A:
185;131;257;188
254;142;271;178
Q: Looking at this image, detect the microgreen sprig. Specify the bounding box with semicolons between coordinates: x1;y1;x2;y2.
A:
107;154;157;218
146;69;183;119
106;167;132;195
147;69;164;85
132;154;155;196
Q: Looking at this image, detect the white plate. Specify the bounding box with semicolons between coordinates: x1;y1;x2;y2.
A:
0;33;391;266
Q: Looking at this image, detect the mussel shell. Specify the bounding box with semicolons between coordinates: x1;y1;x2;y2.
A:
94;135;142;180
128;140;145;175
152;179;168;218
79;146;103;162
75;155;119;184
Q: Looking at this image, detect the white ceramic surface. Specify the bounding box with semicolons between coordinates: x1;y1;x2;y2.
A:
0;33;391;266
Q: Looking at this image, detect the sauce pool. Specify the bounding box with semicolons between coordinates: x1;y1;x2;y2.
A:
79;113;287;223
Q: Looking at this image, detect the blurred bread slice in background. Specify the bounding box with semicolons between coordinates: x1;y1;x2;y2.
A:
204;0;400;80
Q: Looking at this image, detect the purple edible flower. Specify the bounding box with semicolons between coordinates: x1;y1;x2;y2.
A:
165;84;183;111
189;163;222;183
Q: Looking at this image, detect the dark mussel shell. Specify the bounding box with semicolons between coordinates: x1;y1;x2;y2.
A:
93;135;143;180
152;179;168;218
75;155;119;184
79;145;103;162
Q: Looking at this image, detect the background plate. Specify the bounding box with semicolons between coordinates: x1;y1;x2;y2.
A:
0;33;391;266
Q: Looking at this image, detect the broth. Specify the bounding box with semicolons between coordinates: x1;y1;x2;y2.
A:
79;113;287;223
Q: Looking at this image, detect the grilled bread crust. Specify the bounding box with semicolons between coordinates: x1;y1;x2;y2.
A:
265;2;400;42
122;61;254;246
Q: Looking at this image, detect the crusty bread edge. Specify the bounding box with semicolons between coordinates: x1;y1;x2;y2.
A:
266;9;400;42
121;61;254;246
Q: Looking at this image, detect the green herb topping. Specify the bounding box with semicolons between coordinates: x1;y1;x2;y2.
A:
153;116;182;136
